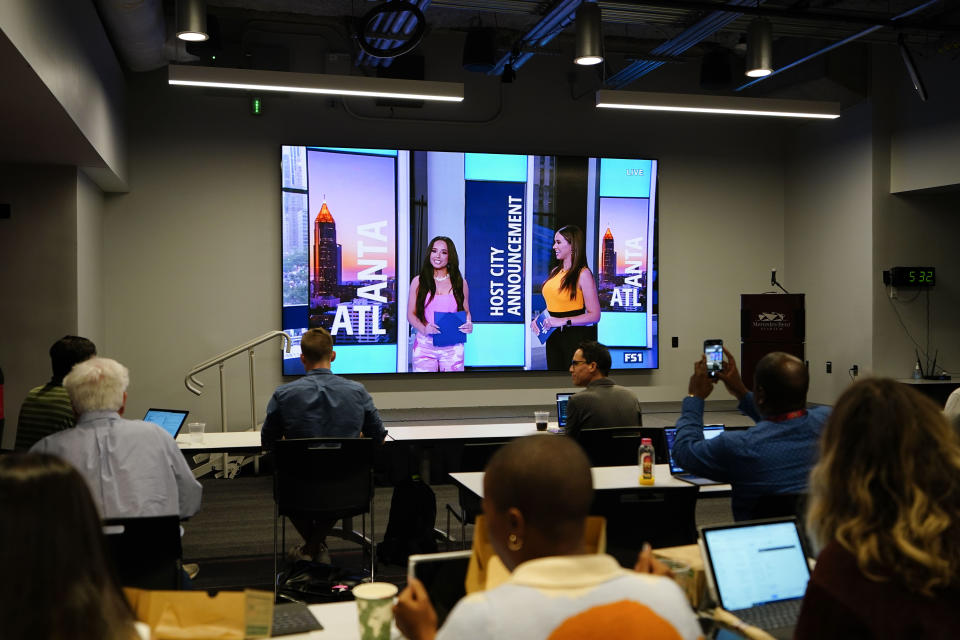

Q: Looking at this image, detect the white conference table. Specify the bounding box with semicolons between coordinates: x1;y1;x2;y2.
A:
281;601;403;639
175;422;560;453
450;464;731;496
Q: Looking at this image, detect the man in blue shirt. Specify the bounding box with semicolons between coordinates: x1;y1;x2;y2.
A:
261;327;386;561
673;348;829;521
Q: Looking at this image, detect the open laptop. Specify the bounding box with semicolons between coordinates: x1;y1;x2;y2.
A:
699;518;811;640
663;425;725;485
143;408;189;439
556;393;573;430
408;550;472;626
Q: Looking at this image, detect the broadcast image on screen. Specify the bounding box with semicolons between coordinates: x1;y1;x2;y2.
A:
280;146;658;375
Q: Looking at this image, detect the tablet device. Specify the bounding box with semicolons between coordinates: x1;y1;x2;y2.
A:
143;409;189;439
408;550;472;626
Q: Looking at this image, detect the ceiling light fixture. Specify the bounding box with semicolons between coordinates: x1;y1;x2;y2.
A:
574;2;603;66
168;65;464;103
176;0;208;42
595;90;840;119
745;18;772;77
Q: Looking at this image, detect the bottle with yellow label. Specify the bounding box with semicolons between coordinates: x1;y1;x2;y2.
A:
638;437;655;485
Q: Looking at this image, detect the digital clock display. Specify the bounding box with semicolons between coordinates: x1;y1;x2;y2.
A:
888;266;935;287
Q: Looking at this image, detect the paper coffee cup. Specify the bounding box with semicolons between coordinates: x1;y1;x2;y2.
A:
353;582;398;640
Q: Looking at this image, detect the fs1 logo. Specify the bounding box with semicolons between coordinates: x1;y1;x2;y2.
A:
623;351;644;363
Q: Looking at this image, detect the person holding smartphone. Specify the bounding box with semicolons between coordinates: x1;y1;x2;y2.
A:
532;225;601;370
672;346;831;521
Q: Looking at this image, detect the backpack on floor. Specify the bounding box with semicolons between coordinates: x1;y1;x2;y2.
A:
378;476;437;566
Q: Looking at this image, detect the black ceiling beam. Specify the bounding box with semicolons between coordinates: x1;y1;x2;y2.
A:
611;0;959;32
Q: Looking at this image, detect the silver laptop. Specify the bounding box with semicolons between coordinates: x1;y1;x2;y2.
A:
556;393;573;429
663;425;725;485
143;408;189;439
408;551;472;626
700;518;812;639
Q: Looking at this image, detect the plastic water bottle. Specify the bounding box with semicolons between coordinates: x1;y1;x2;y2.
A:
913;362;922;380
638;437;655;486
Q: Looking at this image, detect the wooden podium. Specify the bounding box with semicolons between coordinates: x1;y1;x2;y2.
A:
740;294;805;390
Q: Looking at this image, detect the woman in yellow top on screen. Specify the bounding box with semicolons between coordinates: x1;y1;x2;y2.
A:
408;236;473;372
533;225;601;370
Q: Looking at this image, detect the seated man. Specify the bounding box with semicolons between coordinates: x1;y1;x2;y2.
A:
30;357;202;520
15;335;96;451
673;348;830;520
394;434;701;640
564;340;642;440
261;327;386;562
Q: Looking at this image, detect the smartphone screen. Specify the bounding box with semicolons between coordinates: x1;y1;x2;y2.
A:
704;340;723;378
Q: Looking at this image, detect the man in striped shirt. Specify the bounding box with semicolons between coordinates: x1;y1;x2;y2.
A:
14;335;96;450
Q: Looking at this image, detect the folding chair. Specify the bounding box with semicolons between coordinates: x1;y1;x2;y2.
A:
102;515;184;589
272;437;376;593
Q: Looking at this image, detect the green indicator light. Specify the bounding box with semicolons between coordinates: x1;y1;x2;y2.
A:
251;96;263;116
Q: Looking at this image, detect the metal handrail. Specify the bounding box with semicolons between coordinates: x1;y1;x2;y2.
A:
184;330;291;435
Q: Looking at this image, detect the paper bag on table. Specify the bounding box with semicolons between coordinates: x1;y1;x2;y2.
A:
124;588;274;639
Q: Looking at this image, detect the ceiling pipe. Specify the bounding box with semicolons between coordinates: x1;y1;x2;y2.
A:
608;0;762;88
612;0;958;31
487;0;583;76
735;0;940;91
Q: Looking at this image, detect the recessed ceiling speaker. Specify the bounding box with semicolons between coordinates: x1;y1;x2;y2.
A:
462;27;497;73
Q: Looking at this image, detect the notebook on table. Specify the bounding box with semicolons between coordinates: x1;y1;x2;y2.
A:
699;518;812;640
143;409;189;439
556;392;573;429
663;425;725;485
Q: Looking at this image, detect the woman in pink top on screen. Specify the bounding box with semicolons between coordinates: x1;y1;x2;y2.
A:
408;236;473;372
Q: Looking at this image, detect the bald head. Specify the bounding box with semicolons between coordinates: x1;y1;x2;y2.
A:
484;435;593;541
754;352;808;416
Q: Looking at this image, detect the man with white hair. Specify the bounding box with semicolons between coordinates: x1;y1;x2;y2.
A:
30;357;202;520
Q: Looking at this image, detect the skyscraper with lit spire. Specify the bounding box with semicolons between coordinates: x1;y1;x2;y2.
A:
311;199;338;297
601;227;617;285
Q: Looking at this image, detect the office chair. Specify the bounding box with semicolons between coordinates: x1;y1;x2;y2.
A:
592;484;699;567
444;440;507;549
102;515;184;589
272;437;376;592
577;427;666;467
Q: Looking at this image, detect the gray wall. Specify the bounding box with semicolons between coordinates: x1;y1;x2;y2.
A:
77;170;105;346
0;165;79;448
785;102;875;404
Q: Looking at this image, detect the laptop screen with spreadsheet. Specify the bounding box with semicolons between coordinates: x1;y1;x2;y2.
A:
701;518;811;612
